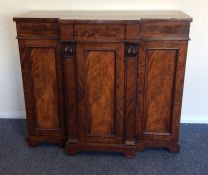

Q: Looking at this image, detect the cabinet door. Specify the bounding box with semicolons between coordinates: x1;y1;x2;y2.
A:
137;40;188;141
18;39;65;137
76;43;124;144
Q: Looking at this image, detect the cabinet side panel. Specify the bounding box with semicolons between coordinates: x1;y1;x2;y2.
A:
29;48;59;129
144;49;177;133
85;50;115;136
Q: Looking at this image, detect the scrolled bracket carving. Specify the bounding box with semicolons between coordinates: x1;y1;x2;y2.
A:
125;43;138;57
62;42;76;58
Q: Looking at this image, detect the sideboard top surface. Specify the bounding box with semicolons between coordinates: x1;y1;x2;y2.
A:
13;10;192;22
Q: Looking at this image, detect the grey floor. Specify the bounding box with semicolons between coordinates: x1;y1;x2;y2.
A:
0;119;208;175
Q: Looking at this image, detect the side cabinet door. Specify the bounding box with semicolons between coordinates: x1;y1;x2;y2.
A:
19;39;65;137
76;43;124;144
138;40;188;141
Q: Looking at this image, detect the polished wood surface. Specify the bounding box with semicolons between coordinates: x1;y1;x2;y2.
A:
17;39;66;146
144;49;177;133
137;40;188;145
85;50;115;135
125;45;137;145
74;24;125;41
14;11;191;157
75;43;124;144
14;10;192;21
30;48;59;129
16;22;59;37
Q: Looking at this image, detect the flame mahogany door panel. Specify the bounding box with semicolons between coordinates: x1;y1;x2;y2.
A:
65;42;137;157
136;40;188;152
77;43;124;144
18;39;66;146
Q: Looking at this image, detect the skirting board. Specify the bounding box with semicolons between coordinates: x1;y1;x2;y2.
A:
0;111;26;119
181;115;208;124
0;112;207;124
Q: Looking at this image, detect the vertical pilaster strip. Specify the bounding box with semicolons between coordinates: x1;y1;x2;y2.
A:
124;43;138;145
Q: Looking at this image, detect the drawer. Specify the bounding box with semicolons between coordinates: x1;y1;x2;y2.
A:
74;24;125;41
140;21;190;38
16;22;59;38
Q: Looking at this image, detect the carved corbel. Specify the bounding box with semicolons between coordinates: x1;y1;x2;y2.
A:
125;43;138;57
62;42;76;58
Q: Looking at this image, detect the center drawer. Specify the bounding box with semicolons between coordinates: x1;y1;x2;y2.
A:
74;24;125;41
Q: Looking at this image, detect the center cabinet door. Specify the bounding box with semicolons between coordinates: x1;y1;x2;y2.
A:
76;43;124;144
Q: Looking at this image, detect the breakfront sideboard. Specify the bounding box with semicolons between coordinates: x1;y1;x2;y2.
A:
13;11;192;157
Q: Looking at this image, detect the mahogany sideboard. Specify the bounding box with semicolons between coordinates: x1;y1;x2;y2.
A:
13;11;192;157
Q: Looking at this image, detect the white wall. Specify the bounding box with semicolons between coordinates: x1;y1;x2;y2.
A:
0;0;207;123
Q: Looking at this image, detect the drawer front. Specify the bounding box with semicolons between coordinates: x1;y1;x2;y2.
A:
141;21;190;38
74;24;125;41
16;22;59;38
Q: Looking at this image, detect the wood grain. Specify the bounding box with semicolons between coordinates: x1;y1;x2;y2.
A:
141;21;190;38
17;39;66;146
125;53;137;145
16;22;58;38
137;41;189;144
85;50;115;135
63;57;78;140
60;24;73;40
14;12;191;155
74;24;125;41
13;11;192;22
144;49;177;133
29;47;59;129
76;43;124;144
126;24;140;40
